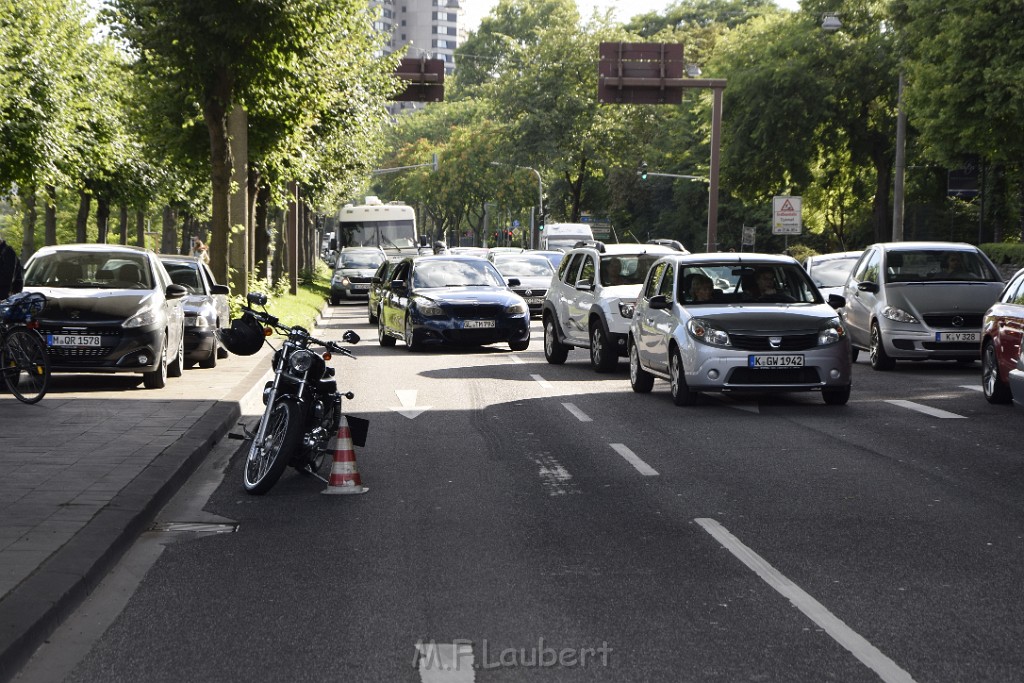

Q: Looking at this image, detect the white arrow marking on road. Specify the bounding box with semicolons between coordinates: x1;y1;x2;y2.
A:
886;399;966;419
960;385;982;392
391;390;431;419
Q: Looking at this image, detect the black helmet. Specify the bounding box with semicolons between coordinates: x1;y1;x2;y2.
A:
218;314;266;356
432;241;447;254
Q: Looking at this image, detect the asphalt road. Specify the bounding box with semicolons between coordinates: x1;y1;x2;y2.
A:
17;303;1024;683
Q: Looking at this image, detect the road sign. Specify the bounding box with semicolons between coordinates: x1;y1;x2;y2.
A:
394;58;445;102
772;196;802;235
741;225;756;246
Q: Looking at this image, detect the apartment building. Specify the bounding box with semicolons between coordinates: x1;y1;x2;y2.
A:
371;0;462;75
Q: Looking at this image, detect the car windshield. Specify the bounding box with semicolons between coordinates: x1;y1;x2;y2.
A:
164;262;203;293
339;252;384;269
24;252;153;290
809;257;859;287
601;254;663;286
413;259;506;288
493;256;554;278
885;249;998;283
679;262;821;305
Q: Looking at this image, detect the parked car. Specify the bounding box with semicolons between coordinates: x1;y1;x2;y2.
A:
22;244;187;389
542;241;677;372
841;242;1004;369
803;250;863;299
490;252;556;317
330;248;386;304
367;256;403;325
981;267;1024;405
628;253;852;405
159;255;230;368
376;255;531;352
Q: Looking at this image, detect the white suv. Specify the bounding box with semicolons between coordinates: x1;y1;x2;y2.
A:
542;242;679;371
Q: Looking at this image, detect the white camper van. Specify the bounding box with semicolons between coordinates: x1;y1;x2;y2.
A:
540;222;594;251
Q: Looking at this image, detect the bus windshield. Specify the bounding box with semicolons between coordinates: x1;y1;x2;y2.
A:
338;220;417;250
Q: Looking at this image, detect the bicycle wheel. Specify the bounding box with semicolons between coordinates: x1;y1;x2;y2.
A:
1;326;51;404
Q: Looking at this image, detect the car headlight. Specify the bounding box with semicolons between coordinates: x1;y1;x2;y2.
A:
505;301;529;315
882;306;919;324
817;317;847;345
687;318;731;347
123;307;159;329
415;298;445;317
618;301;636;318
289;349;315;373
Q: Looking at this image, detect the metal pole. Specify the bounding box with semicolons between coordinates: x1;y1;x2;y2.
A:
533;168;543;251
706;86;723;253
892;71;907;242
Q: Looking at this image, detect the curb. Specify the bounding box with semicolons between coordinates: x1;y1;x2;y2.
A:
0;356;271;683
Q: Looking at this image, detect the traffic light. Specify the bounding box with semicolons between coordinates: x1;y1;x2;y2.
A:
639;161;648;181
537;210;545;231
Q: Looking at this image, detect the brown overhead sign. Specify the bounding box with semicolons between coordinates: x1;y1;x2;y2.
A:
394;57;445;102
598;42;685;104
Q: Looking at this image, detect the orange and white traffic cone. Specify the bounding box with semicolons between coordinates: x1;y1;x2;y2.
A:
322;415;368;495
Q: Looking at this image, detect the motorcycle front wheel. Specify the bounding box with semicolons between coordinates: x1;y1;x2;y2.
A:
244;398;304;495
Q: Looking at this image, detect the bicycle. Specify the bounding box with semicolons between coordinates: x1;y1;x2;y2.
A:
0;291;50;404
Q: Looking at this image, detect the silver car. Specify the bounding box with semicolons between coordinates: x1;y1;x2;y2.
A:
841;242;1004;370
629;253;852;405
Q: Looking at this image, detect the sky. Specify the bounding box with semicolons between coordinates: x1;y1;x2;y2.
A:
462;0;801;33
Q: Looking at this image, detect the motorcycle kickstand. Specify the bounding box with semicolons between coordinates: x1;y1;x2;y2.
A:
229;421;257;441
301;463;329;484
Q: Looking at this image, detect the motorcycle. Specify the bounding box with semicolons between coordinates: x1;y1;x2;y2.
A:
220;292;364;495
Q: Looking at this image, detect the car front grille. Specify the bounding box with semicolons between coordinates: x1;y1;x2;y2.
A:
48;347;116;360
448;304;505;318
347;276;372;284
728;333;819;351
921;342;979;352
727;367;822;385
922;314;983;328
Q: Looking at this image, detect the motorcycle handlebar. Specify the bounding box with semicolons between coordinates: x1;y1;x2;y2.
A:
241;306;357;358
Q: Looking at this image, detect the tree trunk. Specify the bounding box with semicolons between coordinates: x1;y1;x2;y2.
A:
255;182;270;280
872;149;892;243
76;190;90;243
203;69;234;286
119;205;129;245
44;184;57;248
20;186;37;261
161;205;178;254
135;209;146;247
272;207;286;288
96;196;110;243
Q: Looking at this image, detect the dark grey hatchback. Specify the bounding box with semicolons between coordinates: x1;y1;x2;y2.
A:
23;244;188;389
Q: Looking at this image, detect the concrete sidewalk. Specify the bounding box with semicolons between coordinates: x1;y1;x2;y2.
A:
0;335;274;682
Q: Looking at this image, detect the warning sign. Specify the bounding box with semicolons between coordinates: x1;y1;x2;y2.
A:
772;196;802;235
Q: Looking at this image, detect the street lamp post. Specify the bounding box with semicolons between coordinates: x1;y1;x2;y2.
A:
489;161;543;249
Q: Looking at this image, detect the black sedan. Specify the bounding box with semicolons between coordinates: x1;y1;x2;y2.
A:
23;244;188;389
159;255;230;368
376;255;531;352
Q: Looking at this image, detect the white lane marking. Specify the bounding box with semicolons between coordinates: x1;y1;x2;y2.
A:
885;399;966;419
509;354;525;364
562;402;592;422
609;443;659;476
416;641;475;682
530;374;554;389
533;455;578;496
391;390;432;419
960;385;982;392
696;518;917;683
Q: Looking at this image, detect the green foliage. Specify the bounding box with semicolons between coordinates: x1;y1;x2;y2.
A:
980;242;1024;268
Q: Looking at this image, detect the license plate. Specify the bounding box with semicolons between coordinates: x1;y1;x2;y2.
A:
49;334;101;347
748;354;804;368
351;283;369;290
464;320;495;329
526;297;544;304
936;332;979;342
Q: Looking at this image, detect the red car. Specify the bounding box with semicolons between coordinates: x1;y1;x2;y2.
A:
981;267;1024;404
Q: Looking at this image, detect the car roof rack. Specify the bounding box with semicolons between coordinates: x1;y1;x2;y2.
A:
573;240;605;252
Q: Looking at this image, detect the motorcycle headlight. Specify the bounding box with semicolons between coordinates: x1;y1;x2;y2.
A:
289;349;315;373
123;307;159;329
817;317;846;345
505;301;529;315
415;298;445;317
618;301;636;318
687;318;731;347
882;306;919;324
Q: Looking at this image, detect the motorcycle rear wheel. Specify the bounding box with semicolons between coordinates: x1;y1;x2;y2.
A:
244;398;303;494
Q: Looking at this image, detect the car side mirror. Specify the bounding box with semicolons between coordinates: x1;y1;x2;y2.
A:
390;279;407;293
165;284;188;299
210;284;229;295
856;281;879;294
649;295;671;310
827;293;846;310
574;278;594;291
371;276;382;285
507;278;521;288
